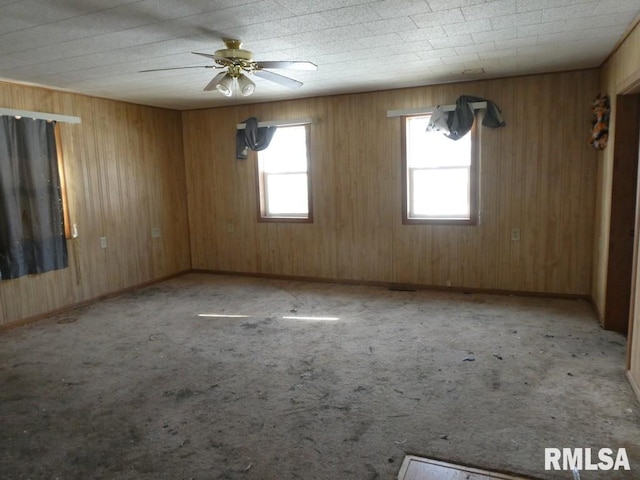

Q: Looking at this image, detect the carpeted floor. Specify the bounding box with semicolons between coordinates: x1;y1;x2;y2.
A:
0;273;638;479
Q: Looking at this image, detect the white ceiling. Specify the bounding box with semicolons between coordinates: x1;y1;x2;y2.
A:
1;0;639;111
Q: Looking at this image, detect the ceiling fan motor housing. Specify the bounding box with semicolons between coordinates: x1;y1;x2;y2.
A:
214;39;255;73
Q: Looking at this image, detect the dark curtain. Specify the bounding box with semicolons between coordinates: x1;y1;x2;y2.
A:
0;117;68;280
445;95;506;140
236;117;277;159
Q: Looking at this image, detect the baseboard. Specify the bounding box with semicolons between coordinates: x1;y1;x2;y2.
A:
2;269;593;334
190;269;591;302
0;270;191;334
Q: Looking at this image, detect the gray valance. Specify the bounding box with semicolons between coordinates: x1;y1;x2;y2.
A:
236;117;277;159
428;95;506;140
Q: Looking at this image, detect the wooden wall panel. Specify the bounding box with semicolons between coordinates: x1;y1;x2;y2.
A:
183;98;338;280
183;69;599;295
594;21;640;319
598;19;640;396
328;92;395;282
0;82;190;327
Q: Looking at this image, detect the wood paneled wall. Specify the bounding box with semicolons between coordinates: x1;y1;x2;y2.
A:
0;82;191;327
594;20;640;319
183;69;599;295
597;19;640;397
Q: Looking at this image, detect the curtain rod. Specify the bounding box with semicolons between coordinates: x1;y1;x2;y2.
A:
386;102;487;118
237;118;313;130
0;107;81;124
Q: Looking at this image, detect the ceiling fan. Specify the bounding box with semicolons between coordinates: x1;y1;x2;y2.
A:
141;38;317;97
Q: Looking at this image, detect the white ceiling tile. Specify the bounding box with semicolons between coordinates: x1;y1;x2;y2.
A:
427;0;485;11
369;0;432;18
559;36;619;55
428;34;473;48
517;44;558;56
498;36;539;49
398;25;447;42
517;21;566;37
541;2;599;22
395;40;440;55
276;24;372;49
471;28;518;43
273;0;370;15
271;13;331;32
461;58;496;70
478;48;518;59
411;8;465;28
455;41;496;55
440;52;480;64
594;0;640;15
310;40;412;65
564;13;636;32
516;0;539;13
443;19;493;36
428;64;464;75
490;10;542;30
352;32;406;50
0;17;32;36
362;16;419;34
544;26;630;44
516;0;594;13
317;4;382;27
461;0;517;20
416;47;457;59
0;1;67;34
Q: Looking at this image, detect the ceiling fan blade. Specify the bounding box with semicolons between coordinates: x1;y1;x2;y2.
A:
139;65;215;73
192;51;227;62
204;71;228;92
256;61;317;71
253;69;303;89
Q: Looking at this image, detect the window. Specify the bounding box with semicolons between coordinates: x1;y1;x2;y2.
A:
256;125;312;222
402;115;478;225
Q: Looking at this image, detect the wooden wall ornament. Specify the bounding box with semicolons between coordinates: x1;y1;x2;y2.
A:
590;94;610;150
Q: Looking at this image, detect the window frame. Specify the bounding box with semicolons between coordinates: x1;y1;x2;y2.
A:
255;124;313;223
54;123;72;239
401;114;479;226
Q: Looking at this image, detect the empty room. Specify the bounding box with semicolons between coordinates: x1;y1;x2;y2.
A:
1;1;640;479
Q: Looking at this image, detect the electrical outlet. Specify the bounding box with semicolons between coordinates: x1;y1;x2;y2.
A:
100;236;107;249
511;228;521;241
151;227;161;238
71;223;78;239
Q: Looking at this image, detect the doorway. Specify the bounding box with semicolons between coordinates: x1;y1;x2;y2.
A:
604;93;640;334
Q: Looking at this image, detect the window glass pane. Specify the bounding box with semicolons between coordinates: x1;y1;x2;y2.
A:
407;116;471;168
266;173;309;215
411;168;470;217
261;125;307;173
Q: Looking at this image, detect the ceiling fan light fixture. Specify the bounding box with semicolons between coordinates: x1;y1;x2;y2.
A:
237;74;256;96
216;73;234;97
